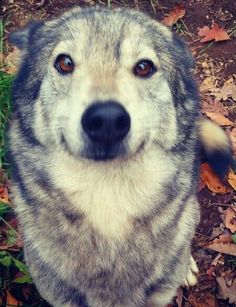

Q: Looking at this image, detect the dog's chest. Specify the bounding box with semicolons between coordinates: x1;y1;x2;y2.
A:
48;149;177;240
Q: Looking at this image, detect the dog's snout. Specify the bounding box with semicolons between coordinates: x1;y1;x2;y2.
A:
82;101;131;144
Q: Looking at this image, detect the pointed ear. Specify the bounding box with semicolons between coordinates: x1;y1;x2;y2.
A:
9;21;44;50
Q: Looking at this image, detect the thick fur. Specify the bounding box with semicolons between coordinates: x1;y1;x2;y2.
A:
8;6;230;307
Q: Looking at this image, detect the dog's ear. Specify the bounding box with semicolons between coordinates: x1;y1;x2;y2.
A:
9;21;44;50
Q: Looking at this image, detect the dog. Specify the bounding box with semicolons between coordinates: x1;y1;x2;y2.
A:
8;6;232;307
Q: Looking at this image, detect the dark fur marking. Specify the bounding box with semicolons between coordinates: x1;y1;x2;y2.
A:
145;244;186;297
17;114;42;147
61;207;81;224
25;241;88;307
8;154;37;206
202;147;233;179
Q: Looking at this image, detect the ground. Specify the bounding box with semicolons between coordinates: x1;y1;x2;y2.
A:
0;0;236;306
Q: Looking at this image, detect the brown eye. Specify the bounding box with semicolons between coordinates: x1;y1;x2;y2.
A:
54;54;74;74
133;59;157;78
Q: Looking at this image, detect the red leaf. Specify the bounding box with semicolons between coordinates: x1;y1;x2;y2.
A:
162;4;185;27
200;163;231;194
0;185;10;204
198;22;230;43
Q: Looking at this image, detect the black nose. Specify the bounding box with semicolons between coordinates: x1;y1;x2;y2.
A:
81;101;131;144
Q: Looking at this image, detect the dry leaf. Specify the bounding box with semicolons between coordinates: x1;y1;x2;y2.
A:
214;83;236;101
188;293;218;307
213;234;233;244
162;4;185;27
207;242;236;256
0;185;10;204
175;287;183;307
200;163;231;194
0;47;20;75
216;276;236;303
210;253;224;266
6;291;22;306
205;111;234;126
228;169;236;189
200;76;217;92
228;130;236;156
224;207;236;233
198;22;230;43
201;99;228;116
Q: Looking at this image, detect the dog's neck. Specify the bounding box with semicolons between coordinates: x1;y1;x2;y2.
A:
48;147;176;241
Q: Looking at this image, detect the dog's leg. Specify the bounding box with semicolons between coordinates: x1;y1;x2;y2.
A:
145;287;177;307
183;255;199;287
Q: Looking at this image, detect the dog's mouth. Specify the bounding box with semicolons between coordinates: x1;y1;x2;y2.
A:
61;133;146;162
81;141;127;161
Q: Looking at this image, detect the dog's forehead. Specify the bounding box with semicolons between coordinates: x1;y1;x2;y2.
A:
54;8;173;56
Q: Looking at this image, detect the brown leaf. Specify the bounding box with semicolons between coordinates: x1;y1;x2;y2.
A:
0;47;20;75
201;99;228;116
205;111;234;126
200;76;217;92
188;293;218;307
207;242;236;256
214;83;236;101
200;163;231;194
216;276;236;304
213;234;233;244
198;22;230;43
162;4;185;27
6;291;22;306
175;287;183;307
228;169;236;189
0;185;10;204
228;130;236;156
224;207;236;233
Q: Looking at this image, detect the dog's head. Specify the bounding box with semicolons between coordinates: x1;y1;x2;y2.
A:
10;7;199;162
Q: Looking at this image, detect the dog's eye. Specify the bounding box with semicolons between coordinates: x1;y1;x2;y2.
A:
133;60;157;78
54;54;74;74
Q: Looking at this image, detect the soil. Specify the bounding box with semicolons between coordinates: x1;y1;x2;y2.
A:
0;0;236;306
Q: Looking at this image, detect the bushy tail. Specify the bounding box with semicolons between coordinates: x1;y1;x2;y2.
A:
199;119;233;178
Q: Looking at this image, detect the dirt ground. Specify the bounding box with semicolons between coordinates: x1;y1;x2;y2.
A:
0;0;236;306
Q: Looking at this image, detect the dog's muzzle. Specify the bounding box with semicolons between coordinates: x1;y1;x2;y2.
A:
81;101;130;160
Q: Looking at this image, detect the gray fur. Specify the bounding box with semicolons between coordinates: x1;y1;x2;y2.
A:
9;6;201;307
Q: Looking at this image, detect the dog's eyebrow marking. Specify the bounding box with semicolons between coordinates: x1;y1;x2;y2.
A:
114;40;121;60
114;25;125;61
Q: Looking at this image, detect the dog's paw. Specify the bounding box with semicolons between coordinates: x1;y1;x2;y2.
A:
183;255;199;287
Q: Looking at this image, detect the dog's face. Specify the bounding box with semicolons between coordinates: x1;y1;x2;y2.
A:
11;7;197;161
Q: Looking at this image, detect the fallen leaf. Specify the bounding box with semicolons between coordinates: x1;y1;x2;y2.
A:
213;234;233;244
201;99;228;116
200;163;231;194
228;169;236;189
228;127;236;156
175;287;183;307
210;253;224;266
205;111;234;126
188;292;218;307
6;291;22;306
207;242;236;256
216;276;236;303
0;185;10;204
200;76;217;92
224;207;236;233
162;4;185;27
0;47;20;75
214;83;236;101
198;22;230;43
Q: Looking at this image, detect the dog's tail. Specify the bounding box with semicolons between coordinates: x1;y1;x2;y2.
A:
199;119;233;178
